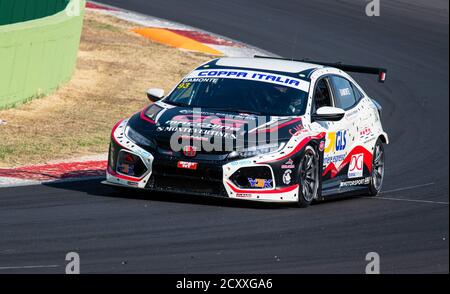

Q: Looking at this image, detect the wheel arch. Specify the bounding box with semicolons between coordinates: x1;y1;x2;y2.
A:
378;132;389;144
298;142;324;201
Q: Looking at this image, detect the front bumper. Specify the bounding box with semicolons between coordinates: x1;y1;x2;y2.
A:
105;120;299;203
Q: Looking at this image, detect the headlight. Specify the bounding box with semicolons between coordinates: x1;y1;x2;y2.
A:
125;126;154;147
229;142;286;159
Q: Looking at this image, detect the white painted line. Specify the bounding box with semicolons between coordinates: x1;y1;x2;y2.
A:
359;182;448;205
380;182;435;194
0;177;40;188
362;196;448;205
0;264;59;271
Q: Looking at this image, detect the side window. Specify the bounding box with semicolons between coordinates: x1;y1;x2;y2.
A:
312;78;333;113
330;76;357;110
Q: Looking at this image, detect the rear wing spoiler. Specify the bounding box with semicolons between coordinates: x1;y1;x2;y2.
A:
254;55;387;83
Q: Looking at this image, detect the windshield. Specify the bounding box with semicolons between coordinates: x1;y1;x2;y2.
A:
164;76;309;116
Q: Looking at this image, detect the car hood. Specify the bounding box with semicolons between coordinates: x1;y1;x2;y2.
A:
126;103;305;154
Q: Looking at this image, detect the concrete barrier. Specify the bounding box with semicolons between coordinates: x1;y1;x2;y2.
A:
0;0;70;25
0;0;85;109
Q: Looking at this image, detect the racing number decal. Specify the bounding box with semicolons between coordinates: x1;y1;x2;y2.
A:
177;82;191;89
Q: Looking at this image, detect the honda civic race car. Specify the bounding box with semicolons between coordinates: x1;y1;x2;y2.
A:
103;56;389;207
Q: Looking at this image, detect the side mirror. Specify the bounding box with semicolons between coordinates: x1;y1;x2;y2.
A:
146;88;164;102
312;106;345;122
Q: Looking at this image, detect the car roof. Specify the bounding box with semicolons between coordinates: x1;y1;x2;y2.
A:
214;57;323;74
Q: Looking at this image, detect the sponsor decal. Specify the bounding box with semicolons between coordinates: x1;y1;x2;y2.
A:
162;109;281;154
172;114;249;129
230;159;253;166
157;125;237;139
346;109;358;117
324;130;347;153
158;113;256;141
118;163;134;176
182;145;197;157
248;178;273;189
177;82;192;89
360;127;372;136
282;169;292;185
323;153;347;165
236;193;252;198
187;69;310;92
281;159;295;169
177;161;198;170
340;177;371;187
322;145;372;179
339;88;352;96
348;153;364;178
182;78;219;84
288;124;304;136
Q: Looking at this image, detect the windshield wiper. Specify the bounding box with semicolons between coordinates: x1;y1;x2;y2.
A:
208;107;265;116
164;103;267;116
165;101;190;107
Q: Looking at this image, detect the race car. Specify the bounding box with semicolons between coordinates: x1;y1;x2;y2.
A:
103;56;389;207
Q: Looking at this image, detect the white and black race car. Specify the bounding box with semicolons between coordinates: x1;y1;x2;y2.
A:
103;56;389;207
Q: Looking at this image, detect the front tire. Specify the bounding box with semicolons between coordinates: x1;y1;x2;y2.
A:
367;138;385;196
297;146;320;207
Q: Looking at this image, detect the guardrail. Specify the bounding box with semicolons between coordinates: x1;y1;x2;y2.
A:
0;0;85;109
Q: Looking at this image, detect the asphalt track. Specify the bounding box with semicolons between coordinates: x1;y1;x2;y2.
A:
0;0;448;273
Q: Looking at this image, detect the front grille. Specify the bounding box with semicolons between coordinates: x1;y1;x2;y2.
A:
152;155;224;181
147;175;227;197
148;151;228;197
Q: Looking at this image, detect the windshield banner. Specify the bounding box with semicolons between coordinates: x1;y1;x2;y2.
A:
186;69;310;92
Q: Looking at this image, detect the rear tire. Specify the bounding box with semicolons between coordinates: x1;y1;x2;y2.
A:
367;138;385;196
297;146;320;207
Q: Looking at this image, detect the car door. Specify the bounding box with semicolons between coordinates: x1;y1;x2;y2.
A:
310;76;353;194
328;75;367;184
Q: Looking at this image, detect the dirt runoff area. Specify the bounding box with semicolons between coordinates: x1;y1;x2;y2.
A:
0;11;213;168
